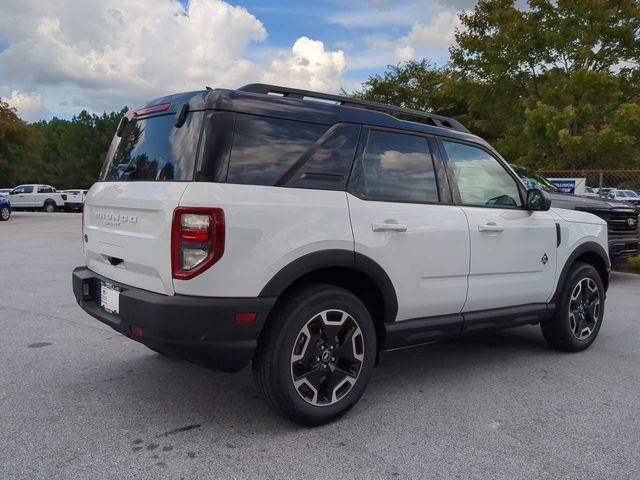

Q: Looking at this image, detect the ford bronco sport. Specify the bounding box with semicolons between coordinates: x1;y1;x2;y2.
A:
73;84;610;425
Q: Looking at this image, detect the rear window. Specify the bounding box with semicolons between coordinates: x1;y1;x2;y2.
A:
101;112;203;181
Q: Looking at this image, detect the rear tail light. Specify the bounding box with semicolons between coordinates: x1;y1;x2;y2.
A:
171;207;225;280
61;194;67;201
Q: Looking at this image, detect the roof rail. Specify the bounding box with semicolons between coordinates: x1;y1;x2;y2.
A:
238;83;470;134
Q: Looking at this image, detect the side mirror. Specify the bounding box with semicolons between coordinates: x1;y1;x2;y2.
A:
526;188;551;211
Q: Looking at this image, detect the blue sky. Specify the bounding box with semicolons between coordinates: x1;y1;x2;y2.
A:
0;0;473;121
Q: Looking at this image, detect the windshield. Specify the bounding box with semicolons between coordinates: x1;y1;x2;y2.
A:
510;166;559;192
101;112;203;182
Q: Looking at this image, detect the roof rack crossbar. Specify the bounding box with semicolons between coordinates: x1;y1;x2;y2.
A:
238;83;470;134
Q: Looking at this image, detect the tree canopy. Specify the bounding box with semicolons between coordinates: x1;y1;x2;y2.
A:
355;0;640;170
0;103;125;188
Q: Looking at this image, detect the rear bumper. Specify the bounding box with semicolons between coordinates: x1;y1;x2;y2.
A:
609;235;639;259
72;266;276;372
64;202;84;209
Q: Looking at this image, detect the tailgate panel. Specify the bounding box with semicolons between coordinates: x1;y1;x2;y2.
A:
84;182;189;295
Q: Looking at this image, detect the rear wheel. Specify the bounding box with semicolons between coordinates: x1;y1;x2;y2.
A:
541;262;605;352
0;207;10;221
43;201;56;213
253;284;376;426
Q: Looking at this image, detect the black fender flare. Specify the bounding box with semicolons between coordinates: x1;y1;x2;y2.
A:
259;249;398;324
552;241;610;303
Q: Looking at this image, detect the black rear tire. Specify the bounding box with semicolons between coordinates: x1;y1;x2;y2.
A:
43;201;56;213
253;284;376;426
541;262;605;352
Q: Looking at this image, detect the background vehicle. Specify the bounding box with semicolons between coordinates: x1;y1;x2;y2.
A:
607;189;640;206
74;84;610;425
62;189;87;211
582;186;598;198
0;188;11;197
8;184;67;212
512;165;639;261
0;196;10;221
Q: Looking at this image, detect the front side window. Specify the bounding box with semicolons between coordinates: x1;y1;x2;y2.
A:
443;141;522;208
354;130;438;203
12;186;33;194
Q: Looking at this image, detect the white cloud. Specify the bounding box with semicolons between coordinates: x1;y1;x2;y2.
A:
3;89;48;122
403;11;462;50
262;37;346;92
0;0;348;116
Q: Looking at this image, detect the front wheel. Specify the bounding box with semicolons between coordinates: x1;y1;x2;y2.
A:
0;207;10;221
253;284;376;426
541;262;605;352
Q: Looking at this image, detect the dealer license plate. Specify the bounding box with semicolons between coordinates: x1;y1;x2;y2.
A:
100;282;120;314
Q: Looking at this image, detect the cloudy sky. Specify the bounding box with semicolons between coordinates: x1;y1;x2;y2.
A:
0;0;476;122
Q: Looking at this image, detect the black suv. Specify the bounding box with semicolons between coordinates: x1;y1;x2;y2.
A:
512;166;640;261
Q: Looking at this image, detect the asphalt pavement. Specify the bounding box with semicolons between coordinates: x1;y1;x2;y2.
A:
1;212;639;479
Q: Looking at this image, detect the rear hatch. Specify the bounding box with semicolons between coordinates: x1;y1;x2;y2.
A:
84;99;205;295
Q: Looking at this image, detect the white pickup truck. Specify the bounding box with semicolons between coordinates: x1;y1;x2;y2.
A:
62;189;88;211
8;184;67;212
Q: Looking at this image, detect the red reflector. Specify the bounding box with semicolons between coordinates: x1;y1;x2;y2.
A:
235;313;257;325
132;102;171;117
131;326;144;337
181;229;210;243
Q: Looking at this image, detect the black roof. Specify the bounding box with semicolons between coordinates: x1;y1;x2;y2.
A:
134;84;484;145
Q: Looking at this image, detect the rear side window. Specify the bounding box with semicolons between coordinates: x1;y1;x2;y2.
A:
226;114;328;186
38;186;54;193
353;130;439;203
101;112;204;181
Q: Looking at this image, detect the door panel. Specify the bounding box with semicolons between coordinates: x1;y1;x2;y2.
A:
347;128;470;322
462;207;557;311
438;138;558;312
348;194;470;320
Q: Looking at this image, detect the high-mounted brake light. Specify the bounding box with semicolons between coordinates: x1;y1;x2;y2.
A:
132;102;171;118
171;207;225;280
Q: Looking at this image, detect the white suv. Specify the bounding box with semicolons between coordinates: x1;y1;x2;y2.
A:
73;84;610;425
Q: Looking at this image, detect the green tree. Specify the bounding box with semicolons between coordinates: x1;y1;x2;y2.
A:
355;0;640;170
0;98;42;186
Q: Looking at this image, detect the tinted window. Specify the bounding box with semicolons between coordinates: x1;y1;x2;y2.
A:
283;123;360;190
38;186;54;193
443;141;522;208
101;112;203;181
12;186;33;194
355;130;438;203
227;114;328;186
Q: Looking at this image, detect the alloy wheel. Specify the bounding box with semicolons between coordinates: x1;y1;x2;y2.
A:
290;309;364;406
568;277;600;340
1;208;9;220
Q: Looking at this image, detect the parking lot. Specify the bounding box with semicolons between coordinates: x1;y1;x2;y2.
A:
1;212;639;479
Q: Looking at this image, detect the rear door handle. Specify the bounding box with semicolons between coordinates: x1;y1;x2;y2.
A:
478;222;504;233
372;222;408;232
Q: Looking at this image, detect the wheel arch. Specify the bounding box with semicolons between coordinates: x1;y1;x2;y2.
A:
259;250;398;348
552;241;610;303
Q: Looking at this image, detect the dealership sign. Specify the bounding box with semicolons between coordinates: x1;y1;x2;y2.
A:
547;178;587;195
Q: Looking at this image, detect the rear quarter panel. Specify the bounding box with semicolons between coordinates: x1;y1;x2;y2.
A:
175;183;353;297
